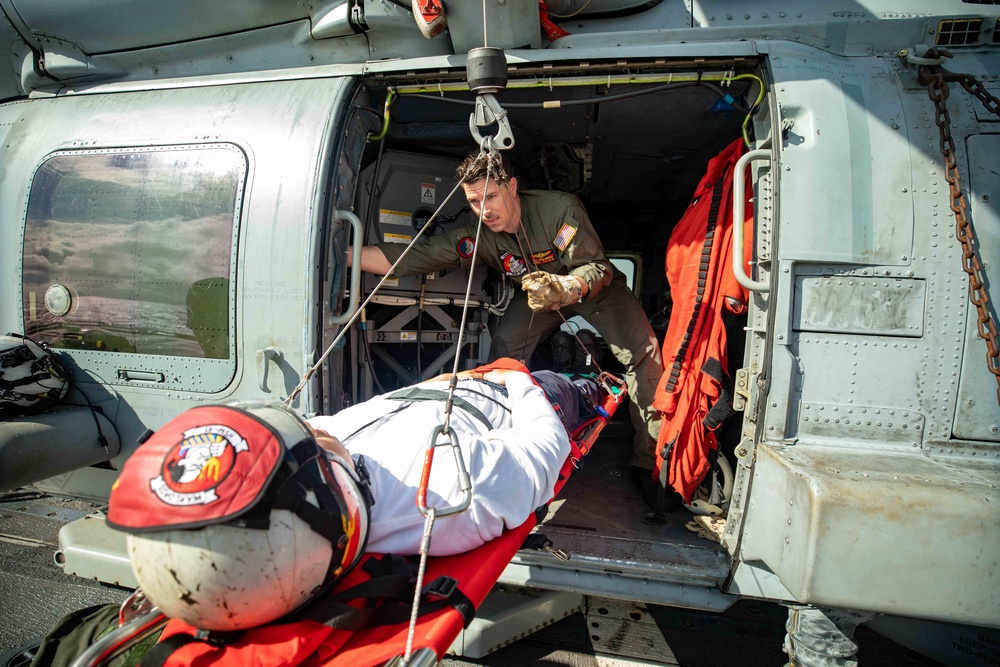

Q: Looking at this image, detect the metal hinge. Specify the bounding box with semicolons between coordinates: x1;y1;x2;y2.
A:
733;367;751;412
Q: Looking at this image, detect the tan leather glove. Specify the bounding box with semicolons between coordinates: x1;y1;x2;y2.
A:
520;271;583;312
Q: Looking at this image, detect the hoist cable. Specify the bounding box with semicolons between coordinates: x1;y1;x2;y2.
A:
403;146;500;663
285;175;472;406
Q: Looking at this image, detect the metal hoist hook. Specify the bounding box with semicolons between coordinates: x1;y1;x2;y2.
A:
466;46;515;152
470;94;515;152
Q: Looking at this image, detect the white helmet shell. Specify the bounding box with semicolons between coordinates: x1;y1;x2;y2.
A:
126;507;331;631
0;334;69;412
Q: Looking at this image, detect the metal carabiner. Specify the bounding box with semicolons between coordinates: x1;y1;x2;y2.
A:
416;424;473;518
469;93;515;152
597;371;627;404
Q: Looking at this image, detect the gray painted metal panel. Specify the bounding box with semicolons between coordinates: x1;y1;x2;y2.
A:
0;11;23;97
553;8;992;59
1;76;355;499
769;44;914;265
445;0;541;53
448;588;584;658
0;407;120;491
56;513;137;589
73;22;372;89
3;0;997;100
760;47;999;456
793;276;925;337
795;401;925;449
953;134;1000;442
728;560;796;601
5;0;309;53
740;443;1000;627
499;560;736;613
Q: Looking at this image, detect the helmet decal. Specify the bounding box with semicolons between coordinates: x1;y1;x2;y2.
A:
152;425;249;506
326;459;367;570
107;405;285;532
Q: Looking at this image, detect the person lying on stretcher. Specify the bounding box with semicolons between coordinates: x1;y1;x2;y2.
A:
106;359;603;632
307;364;602;557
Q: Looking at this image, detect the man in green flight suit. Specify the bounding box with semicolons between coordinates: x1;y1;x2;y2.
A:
353;151;668;507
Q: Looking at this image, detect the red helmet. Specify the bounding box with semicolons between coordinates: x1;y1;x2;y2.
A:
108;402;370;631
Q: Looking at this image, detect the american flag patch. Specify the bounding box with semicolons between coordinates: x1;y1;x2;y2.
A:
553;223;578;251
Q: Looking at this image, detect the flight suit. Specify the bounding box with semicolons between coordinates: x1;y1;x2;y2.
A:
377;189;663;468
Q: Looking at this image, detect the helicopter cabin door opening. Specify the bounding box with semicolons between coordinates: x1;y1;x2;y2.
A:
321;55;768;610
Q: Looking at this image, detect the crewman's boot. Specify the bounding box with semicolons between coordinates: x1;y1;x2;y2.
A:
550;331;574;372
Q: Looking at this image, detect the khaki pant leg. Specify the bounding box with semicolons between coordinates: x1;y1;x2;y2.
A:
570;275;663;469
489;292;562;364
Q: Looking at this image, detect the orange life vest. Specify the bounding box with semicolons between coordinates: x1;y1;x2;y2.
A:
653;138;751;501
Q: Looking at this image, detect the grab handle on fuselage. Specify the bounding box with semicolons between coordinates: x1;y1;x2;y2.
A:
331;209;364;324
732;148;771;292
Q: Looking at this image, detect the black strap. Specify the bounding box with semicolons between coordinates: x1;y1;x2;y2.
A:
655;446;675;520
520;533;552;551
339;403;410;444
701;357;737;429
140;633;200;667
296;555;476;630
0;370;53;391
422;575;475;628
386;387;494;430
0;342;33;369
662;176;725;396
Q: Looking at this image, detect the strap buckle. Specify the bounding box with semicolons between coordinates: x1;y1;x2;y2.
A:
354;454;376;508
423;575;458;602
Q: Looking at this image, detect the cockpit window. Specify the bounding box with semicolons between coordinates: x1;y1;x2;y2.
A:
22;145;245;361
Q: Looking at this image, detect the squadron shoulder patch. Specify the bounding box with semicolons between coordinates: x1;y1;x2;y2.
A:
499;251;528;277
553;223;578;251
456;236;475;259
531;249;557;265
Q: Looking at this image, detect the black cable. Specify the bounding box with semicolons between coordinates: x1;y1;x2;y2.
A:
416;276;425;379
65;386;111;454
361;327;387;395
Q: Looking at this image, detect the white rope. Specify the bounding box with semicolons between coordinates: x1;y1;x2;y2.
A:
403;508;436;662
284;176;471;406
402;146;501;662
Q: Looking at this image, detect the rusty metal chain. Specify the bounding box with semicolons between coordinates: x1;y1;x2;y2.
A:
917;49;1000;405
956;73;1000;117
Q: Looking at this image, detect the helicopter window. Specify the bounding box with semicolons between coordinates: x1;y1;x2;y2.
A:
21;145;246;359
